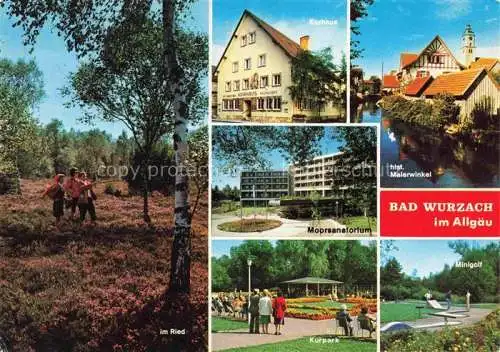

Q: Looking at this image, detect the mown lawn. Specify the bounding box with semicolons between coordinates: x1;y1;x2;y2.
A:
338;216;376;233
217;219;282;232
404;299;498;310
212;316;248;332
221;336;376;351
381;302;436;323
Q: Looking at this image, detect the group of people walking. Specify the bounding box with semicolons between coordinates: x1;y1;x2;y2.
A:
43;167;97;229
248;289;287;335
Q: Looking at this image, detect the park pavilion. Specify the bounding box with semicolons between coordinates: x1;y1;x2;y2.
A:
281;276;343;297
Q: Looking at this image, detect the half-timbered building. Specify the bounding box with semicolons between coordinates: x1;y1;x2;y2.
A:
397;35;464;87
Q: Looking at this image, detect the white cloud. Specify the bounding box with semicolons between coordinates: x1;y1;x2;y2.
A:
434;0;471;19
485;17;498;23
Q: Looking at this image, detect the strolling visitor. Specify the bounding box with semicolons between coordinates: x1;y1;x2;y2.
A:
272;290;287;335
445;290;452;310
424;290;432;301
336;304;353;336
248;289;260;334
64;167;81;220
77;172;97;226
258;289;273;334
42;174;66;230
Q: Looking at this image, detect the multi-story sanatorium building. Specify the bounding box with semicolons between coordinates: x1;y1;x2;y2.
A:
240;170;291;206
240;153;347;205
214;10;341;122
290;153;346;198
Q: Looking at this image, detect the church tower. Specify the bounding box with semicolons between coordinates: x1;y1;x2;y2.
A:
462;24;475;68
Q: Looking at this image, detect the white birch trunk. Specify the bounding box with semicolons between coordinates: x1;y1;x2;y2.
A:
164;0;191;293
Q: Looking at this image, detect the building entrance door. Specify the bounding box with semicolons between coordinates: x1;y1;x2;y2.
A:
244;100;252;118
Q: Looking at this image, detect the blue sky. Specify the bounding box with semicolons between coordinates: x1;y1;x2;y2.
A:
0;1;208;138
355;0;500;77
212;240;375;258
212;127;348;188
383;240;496;278
212;0;347;64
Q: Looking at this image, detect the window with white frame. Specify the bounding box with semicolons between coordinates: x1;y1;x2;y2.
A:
228;100;234;110
258;54;266;67
266;97;273;109
223;100;228;110
234;99;240;110
232;62;238;73
243;79;250;90
272;73;281;86
257;98;265;110
249;31;256;44
273;97;282;110
244;58;251;70
233;80;240;91
225;81;231;92
260;76;269;88
241;35;247;46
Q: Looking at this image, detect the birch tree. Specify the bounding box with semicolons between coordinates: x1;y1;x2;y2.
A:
2;0;207;292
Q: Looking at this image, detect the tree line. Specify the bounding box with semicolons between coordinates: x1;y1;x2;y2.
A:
212;240;377;293
381;241;499;303
1;0;209;294
212;126;377;216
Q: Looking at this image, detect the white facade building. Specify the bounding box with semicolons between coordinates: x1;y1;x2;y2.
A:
215;10;341;122
289;153;346;198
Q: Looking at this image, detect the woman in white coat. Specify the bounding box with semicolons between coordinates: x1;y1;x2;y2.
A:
259;289;273;334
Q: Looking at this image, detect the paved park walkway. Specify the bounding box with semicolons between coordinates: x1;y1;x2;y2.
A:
212;316;373;351
405;307;493;332
211;214;365;237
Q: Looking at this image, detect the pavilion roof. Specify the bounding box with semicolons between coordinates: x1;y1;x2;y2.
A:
281;276;343;284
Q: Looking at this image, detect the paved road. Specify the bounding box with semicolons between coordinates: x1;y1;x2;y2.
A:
212;316;374;351
212;214;376;237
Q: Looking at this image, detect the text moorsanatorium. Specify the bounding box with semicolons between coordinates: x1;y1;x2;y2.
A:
307;227;372;235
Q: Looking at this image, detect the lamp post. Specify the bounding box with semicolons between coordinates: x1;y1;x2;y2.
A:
247;259;252;324
335;200;339;219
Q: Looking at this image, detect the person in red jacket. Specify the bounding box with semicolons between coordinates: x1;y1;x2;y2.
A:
272;290;287;335
64;167;81;219
42;174;65;229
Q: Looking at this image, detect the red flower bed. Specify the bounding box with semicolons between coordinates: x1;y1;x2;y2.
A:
285;309;334;320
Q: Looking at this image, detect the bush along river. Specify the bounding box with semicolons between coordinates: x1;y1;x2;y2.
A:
354;99;499;188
